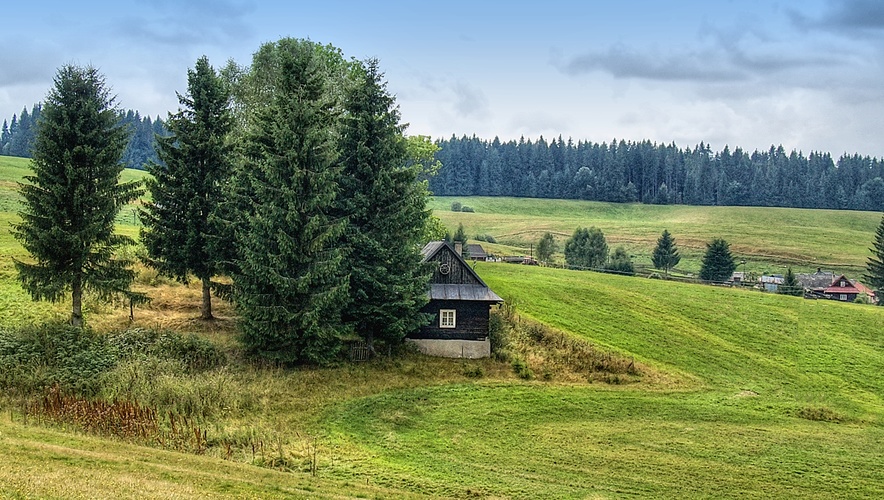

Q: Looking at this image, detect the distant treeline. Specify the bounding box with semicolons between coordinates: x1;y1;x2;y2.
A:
431;135;884;212
1;104;166;170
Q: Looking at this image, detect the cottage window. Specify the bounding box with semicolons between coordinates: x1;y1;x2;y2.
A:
439;309;456;328
840;294;847;301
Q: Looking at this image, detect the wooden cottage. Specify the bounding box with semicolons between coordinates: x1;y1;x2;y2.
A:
407;241;503;358
825;274;860;302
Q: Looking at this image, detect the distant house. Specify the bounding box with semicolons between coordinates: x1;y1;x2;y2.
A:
466;243;488;261
760;274;784;292
825;274;861;302
797;269;835;297
406;241;503;358
730;272;746;285
502;255;538;265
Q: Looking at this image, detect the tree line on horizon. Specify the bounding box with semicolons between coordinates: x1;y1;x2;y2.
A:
431;135;884;212
1;105;167;169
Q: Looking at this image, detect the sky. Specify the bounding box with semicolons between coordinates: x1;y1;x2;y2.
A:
4;0;884;156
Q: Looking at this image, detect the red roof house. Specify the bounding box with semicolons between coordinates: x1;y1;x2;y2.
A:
824;275;860;302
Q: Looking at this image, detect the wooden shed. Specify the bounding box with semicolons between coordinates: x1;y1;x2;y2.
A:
407;241;503;358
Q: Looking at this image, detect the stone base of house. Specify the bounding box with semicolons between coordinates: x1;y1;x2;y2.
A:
406;338;490;359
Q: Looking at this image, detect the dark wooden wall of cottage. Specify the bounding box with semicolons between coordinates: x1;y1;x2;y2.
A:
427;248;483;286
413;300;492;341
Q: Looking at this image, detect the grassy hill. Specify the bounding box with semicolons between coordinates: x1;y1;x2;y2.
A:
1;155;883;497
431;196;882;276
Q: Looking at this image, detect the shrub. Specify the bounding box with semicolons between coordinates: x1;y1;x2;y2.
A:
511;357;534;380
461;205;474;213
450;201;462;212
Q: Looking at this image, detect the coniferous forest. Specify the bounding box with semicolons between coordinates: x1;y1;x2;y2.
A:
431;135;884;212
1;105;166;170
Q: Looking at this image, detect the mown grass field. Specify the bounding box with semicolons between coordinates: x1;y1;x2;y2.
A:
1;155;882;498
431;196;883;275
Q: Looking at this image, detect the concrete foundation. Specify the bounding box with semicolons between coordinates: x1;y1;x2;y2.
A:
406;338;491;359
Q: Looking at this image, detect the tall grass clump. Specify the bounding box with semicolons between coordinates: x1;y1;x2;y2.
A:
489;302;642;382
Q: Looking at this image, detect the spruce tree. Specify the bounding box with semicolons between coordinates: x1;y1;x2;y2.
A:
865;214;884;301
779;267;803;296
699;238;736;283
141;56;232;320
652;229;681;277
337;59;430;353
12;65;143;327
232;38;350;364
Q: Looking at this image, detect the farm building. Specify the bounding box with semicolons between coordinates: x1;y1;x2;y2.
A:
825;274;861;302
466;243;488;261
407;241;503;358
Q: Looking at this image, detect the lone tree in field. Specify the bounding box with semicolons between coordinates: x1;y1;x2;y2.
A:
607;246;635;275
536;232;557;263
699;238;736;283
564;226;608;269
336;58;430;353
141;56;232;320
652;229;680;277
865;214;884;302
779;267;803;296
13;65;143;327
232;38;351;364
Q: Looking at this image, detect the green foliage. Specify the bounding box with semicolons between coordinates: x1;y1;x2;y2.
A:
453;222;467;243
421;214;448;244
450;201;462;212
779;267;803;296
564;226;608;269
651;229;680;275
141;56;233;319
475;233;497;244
864;214;884;293
606;246;635;275
460;205;474;213
699;238;736;282
231;38;350;364
536;232;557;263
12;65;143;326
336;58;430;352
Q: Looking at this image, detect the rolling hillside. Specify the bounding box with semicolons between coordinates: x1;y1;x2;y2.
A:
1;154;883;498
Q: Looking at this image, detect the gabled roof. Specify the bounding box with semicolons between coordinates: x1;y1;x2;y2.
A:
797;271;834;290
421;241;502;303
825;274;860;294
466;243;487;258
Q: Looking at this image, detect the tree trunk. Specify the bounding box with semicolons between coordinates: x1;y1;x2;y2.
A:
71;275;83;327
201;277;214;320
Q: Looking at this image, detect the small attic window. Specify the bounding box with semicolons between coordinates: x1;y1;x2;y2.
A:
840;280;846;287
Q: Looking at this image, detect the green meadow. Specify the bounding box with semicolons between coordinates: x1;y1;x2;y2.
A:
1;154;882;498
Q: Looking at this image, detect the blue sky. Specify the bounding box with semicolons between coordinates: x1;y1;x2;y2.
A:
4;0;884;156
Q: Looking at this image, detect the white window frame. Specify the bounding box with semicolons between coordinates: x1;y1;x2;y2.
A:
439;309;456;329
840;294;848;301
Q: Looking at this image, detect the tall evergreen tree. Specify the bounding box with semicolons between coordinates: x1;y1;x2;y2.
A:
232;38;350;364
12;65;143;327
699;238;736;283
337;58;430;353
652;229;681;276
864;214;884;301
564;227;608;269
141;56;233;320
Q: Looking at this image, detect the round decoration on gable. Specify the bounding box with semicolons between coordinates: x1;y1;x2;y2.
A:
439;262;451;275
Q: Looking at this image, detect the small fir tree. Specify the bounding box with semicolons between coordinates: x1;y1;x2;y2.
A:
607;246;635;275
652;229;681;277
13;65;143;327
699;238;737;283
141;56;233;320
779;267;803;296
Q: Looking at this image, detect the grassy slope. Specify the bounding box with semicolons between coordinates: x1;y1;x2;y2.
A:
431;196;882;274
2;155;883;497
321;264;884;498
